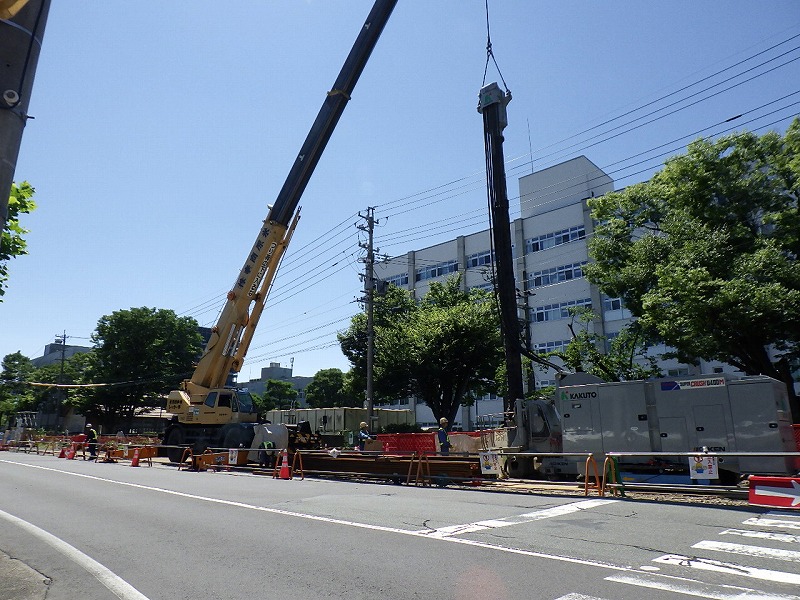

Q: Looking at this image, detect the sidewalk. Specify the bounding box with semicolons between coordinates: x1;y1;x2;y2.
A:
0;551;48;600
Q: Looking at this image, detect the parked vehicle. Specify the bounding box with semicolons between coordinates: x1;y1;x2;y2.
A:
505;373;799;483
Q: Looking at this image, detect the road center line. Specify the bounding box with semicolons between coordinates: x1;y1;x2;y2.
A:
0;507;150;600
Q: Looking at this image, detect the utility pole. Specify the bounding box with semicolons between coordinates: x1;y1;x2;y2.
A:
478;82;524;413
357;207;378;425
53;330;67;431
0;0;51;232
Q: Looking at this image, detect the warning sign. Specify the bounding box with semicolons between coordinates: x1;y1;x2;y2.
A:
479;452;502;475
689;454;719;479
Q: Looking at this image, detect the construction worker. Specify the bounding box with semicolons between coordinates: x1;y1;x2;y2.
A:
437;417;452;456
84;423;98;459
258;440;276;468
357;421;373;451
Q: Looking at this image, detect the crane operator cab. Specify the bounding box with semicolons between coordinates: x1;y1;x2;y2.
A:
196;389;257;424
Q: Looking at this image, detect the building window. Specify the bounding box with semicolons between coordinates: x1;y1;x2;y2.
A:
415;259;458;282
534;298;592;322
529;261;587;288
603;297;623;311
534;340;571;354
466;250;494;268
386;272;408;287
525;225;585;254
667;368;690;377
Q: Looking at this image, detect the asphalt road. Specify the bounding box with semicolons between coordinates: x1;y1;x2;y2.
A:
1;452;799;600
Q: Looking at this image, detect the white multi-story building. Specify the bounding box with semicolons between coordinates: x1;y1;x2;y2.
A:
374;156;738;429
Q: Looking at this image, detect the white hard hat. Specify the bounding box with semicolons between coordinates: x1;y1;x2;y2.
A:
85;423;92;428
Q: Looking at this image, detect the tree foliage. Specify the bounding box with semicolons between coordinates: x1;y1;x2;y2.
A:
83;307;203;429
552;307;662;382
305;368;358;408
261;379;297;410
339;275;503;425
585;120;800;420
1;182;36;299
0;351;35;423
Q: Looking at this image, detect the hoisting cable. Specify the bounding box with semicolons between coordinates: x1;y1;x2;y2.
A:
481;0;511;94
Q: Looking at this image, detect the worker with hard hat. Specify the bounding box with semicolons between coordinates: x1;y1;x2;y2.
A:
357;421;374;451
437;417;452;456
84;423;98;460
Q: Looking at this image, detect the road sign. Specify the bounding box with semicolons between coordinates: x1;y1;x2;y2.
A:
748;476;800;508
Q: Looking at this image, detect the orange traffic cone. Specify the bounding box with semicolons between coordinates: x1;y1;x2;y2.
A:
131;448;140;467
66;444;76;460
58;446;66;458
278;450;292;480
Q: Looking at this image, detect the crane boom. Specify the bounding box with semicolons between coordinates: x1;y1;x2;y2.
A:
167;0;397;416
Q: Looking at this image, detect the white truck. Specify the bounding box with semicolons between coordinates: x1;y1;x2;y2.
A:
507;373;798;483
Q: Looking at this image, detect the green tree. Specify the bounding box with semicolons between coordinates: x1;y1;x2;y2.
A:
29;351;94;426
586;120;800;420
553;307;662;382
306;368;358;408
340;275;503;425
0;351;35;425
339;283;417;403
249;391;276;416
262;379;297;410
1;182;36;299
82;307;203;430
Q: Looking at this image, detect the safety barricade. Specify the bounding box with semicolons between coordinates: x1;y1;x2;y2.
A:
272;449;304;480
409;452;485;487
601;450;800;498
288;449;424;484
100;444;156;467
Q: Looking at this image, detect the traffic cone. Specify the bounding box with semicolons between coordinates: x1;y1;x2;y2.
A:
278;450;292;480
131;448;140;467
58;446;66;458
66;444;76;460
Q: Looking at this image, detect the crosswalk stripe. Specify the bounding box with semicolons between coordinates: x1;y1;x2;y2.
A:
743;517;800;531
720;528;800;544
554;594;607;600
653;554;800;585
607;571;800;600
692;540;800;562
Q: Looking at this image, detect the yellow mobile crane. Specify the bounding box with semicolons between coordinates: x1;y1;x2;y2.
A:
162;0;396;462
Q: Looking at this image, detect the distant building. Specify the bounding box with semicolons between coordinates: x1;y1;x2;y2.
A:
31;339;92;368
374;156;738;429
240;362;313;407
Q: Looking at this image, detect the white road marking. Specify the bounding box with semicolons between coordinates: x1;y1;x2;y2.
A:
720;529;800;544
652;554;800;586
4;458;796;600
692;540;800;562
555;594;608;600
765;511;800;520
0;507;150;600
0;460;631;572
419;499;618;538
607;571;800;600
743;517;800;531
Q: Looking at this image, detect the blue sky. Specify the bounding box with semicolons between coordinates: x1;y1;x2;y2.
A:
3;1;799;379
